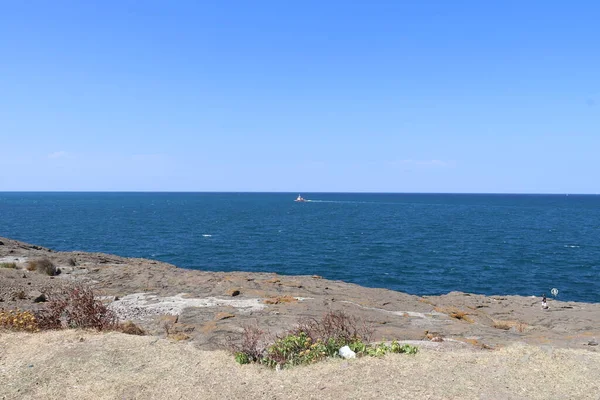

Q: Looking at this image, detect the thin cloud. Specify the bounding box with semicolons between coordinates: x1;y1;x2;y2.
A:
48;151;68;159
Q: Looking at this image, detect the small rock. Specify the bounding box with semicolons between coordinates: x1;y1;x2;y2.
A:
312;275;323;279
227;289;241;297
588;339;598;346
33;293;47;303
0;240;4;245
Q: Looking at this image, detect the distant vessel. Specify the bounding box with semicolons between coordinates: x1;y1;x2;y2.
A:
295;194;306;202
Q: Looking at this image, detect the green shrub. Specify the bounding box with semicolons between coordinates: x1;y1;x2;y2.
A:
0;262;18;269
231;311;418;368
235;352;251;365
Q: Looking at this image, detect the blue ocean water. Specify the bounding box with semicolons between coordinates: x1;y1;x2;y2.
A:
1;192;599;302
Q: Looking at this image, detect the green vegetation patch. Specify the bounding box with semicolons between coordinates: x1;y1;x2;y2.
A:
230;311;418;368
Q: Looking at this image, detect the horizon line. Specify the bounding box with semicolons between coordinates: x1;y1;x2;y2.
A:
0;190;598;196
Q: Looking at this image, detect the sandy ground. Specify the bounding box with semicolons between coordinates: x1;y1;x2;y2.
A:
1;330;599;400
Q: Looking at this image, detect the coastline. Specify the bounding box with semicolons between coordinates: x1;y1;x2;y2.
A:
2;236;599;350
2;236;600;399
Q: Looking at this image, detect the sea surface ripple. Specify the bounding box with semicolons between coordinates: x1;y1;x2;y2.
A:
1;192;599;302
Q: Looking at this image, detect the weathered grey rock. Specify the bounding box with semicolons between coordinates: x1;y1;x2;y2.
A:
2;235;600;352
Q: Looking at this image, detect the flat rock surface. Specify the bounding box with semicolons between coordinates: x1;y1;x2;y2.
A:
2;236;599;351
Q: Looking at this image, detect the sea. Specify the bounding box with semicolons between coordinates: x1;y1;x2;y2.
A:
1;192;599;303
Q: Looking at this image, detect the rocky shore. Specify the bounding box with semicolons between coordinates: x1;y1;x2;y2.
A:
2;236;599;351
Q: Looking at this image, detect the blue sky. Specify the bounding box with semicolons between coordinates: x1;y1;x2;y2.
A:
0;1;598;193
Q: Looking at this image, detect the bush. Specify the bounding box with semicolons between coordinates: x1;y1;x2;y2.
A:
118;321;146;335
26;258;59;276
295;310;374;345
36;286;118;331
12;290;27;300
231;311;417;368
0;309;39;332
0;262;18;269
229;325;266;364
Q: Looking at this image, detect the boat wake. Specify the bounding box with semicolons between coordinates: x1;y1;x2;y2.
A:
304;200;388;205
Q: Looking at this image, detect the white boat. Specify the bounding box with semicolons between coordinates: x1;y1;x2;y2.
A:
295;194;306;202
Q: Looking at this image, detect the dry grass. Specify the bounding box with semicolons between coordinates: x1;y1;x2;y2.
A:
168;332;191;341
26;258;59;276
1;286;130;336
263;295;298;304
434;306;474;323
118;321;145;336
295;310;374;345
1;330;598;400
493;320;527;332
36;286;117;330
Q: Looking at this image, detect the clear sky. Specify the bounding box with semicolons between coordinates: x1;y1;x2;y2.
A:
1;1;598;193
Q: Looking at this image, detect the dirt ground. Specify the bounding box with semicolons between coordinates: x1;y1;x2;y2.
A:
1;330;599;400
